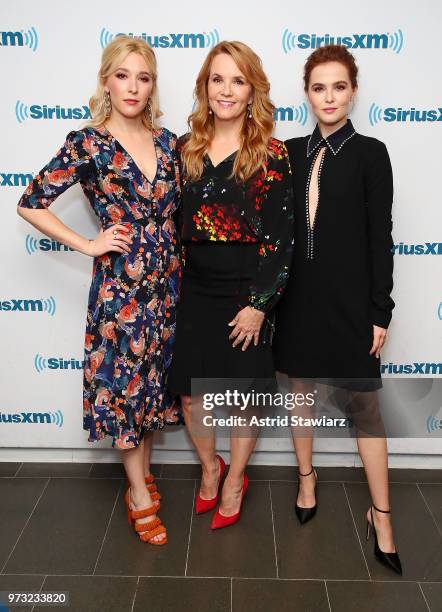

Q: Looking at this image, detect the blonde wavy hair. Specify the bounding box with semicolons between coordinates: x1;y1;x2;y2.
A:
182;41;275;182
87;35;161;130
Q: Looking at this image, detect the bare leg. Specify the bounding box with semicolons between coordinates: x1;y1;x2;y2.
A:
143;430;154;478
352;390;396;553
219;407;259;516
182;395;220;500
290;379;316;507
121;436;165;544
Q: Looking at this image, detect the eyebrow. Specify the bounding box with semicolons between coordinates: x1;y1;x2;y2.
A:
211;72;246;79
311;80;348;86
115;67;151;76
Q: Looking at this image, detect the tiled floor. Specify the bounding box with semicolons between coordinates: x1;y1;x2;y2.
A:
0;462;441;612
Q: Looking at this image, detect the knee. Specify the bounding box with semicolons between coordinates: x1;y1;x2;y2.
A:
181;395;192;415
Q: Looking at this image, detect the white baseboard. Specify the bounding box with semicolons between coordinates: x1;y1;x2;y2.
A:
1;447;441;469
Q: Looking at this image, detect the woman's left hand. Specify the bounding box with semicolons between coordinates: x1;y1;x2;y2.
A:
228;306;265;351
370;325;387;359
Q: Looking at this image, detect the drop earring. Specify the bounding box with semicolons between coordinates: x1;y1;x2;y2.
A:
146;98;153;127
247;103;253;119
104;91;112;117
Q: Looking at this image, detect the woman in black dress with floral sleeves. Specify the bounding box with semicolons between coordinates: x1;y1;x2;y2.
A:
168;41;293;530
274;45;402;574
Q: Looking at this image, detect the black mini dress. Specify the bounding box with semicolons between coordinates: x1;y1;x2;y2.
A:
273;120;395;391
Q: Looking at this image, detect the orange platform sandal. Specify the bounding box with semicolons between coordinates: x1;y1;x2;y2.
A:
124;487;168;545
126;474;161;501
145;473;161;501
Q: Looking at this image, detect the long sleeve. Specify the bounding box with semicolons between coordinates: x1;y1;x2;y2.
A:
364;139;395;328
172;135;186;240
249;141;294;313
18;130;94;209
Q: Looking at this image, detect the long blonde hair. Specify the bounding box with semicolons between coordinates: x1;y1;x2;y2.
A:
87;35;162;130
182;41;275;182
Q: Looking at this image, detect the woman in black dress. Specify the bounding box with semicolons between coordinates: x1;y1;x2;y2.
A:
273;45;402;573
168;41;293;529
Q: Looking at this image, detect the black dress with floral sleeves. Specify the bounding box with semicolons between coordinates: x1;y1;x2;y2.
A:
168;136;294;396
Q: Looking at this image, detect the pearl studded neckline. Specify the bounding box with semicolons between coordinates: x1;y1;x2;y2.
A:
306;121;356;157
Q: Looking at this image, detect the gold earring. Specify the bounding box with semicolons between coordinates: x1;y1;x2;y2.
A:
247;103;253;119
104;91;112;117
146;99;153;127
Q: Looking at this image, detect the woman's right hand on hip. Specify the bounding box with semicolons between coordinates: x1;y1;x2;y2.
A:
87;224;133;257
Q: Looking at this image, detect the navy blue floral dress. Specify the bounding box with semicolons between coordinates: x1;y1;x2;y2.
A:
18;125;182;448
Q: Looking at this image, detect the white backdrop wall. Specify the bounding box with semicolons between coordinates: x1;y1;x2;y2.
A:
0;0;441;463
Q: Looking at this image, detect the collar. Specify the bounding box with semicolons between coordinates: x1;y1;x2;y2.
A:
307;119;356;157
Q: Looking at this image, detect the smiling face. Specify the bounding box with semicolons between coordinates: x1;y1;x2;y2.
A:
207;52;253;123
105;51;153;120
307;61;356;129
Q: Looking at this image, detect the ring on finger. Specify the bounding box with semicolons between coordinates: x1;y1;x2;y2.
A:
113;230;118;236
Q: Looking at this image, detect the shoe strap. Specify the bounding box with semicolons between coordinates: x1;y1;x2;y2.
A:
135;516;162;532
139;524;167;542
131;500;160;519
372;503;391;514
298;467;314;477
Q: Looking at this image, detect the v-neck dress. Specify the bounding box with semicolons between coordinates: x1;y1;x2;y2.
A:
168;135;294;396
18;125;183;448
273;120;395;390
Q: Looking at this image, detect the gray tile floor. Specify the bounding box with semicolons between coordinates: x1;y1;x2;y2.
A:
0;462;441;612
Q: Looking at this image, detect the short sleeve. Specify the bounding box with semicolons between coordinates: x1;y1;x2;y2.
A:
249;141;294;313
364;139;395;328
18;130;94;210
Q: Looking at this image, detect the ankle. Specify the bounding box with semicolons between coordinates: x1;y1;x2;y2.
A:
372;504;391;514
130;485;149;504
298;465;314;477
202;458;219;475
224;473;243;487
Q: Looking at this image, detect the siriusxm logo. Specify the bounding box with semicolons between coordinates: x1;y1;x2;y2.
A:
369;103;442;126
1;172;33;187
26;234;74;255
427;414;442;433
34;354;84;373
381;362;442;375
0;27;38;51
274;103;308;125
0;410;63;427
0;297;56;315
15;100;91;124
100;27;220;50
282;29;404;54
392;242;442;255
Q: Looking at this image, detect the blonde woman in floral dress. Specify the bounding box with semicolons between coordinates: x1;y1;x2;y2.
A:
17;36;181;545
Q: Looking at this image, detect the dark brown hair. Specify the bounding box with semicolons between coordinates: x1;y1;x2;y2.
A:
303;45;358;91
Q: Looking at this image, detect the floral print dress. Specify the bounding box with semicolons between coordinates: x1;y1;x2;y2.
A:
18;125;182;449
178;136;294;312
167;136;294;396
